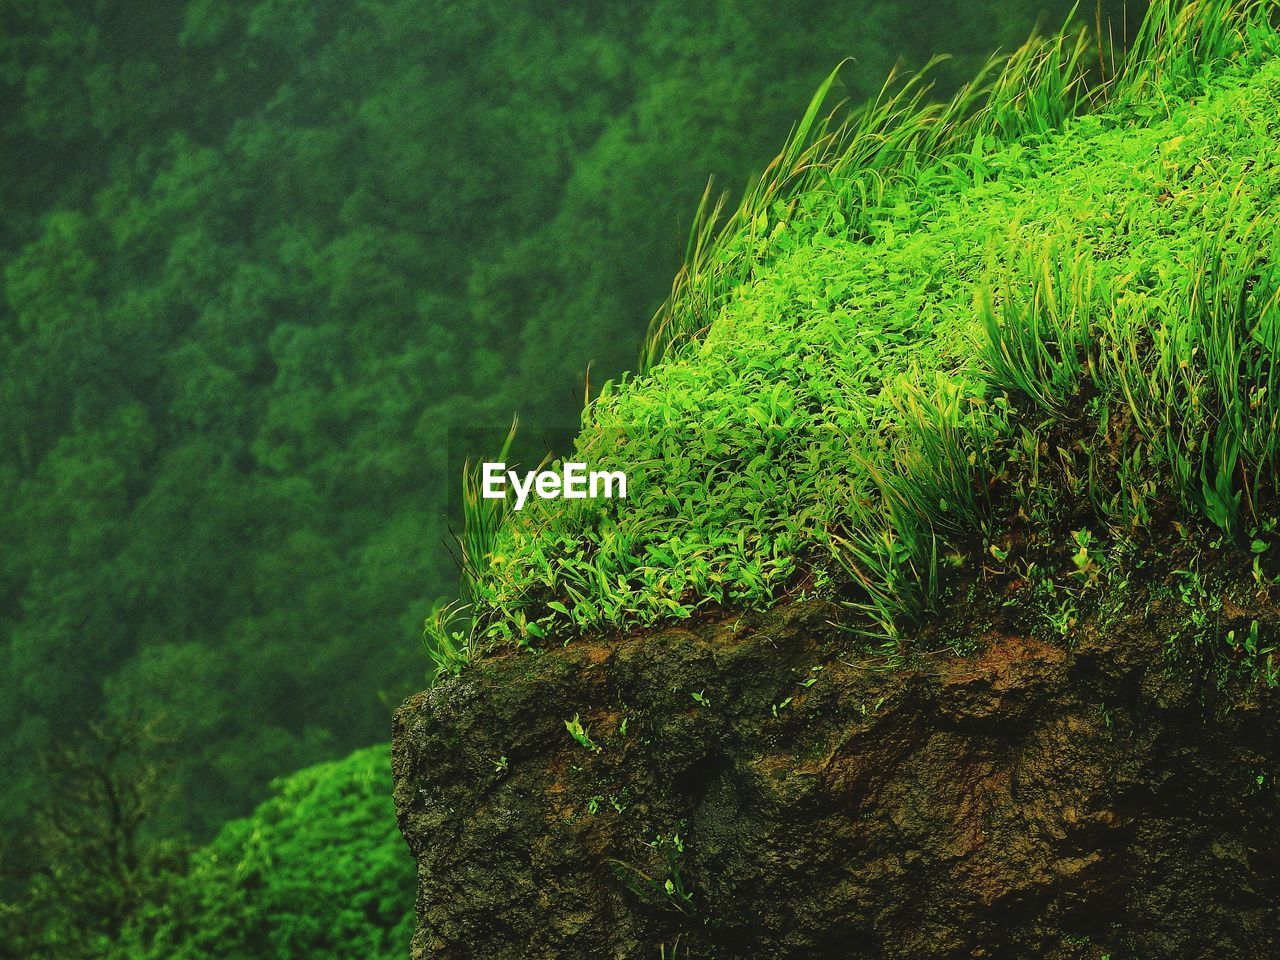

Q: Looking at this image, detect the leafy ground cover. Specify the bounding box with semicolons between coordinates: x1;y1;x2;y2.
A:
431;0;1280;667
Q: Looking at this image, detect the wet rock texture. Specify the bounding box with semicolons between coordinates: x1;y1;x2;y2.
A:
392;599;1280;959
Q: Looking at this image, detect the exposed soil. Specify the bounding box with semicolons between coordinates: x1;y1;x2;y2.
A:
393;554;1280;959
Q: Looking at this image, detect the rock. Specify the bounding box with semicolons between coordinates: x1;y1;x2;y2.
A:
392;599;1280;959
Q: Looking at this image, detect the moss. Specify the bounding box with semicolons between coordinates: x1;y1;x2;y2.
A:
447;1;1280;656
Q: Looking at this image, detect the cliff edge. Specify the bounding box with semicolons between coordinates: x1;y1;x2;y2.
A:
394;548;1280;958
395;5;1280;957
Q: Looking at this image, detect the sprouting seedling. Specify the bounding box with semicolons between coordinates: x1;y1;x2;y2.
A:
1230;619;1266;658
797;664;824;689
691;691;711;708
493;755;509;774
859;695;889;717
1070;528;1100;585
565;714;601;753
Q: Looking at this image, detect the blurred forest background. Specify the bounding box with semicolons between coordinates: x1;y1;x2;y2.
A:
0;0;1137;956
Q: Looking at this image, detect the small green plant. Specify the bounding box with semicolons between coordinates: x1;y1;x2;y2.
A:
1070;529;1101;587
858;695;890;717
564;714;601;753
1046;598;1079;638
610;833;695;915
649;834;694;913
800;665;824;688
422;418;519;675
421;598;476;678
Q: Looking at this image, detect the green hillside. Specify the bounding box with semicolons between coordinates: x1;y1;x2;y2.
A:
0;0;1112;858
7;1;1280;956
434;0;1280;669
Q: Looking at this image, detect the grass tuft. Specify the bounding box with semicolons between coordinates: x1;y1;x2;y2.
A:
439;0;1280;665
423;418;518;675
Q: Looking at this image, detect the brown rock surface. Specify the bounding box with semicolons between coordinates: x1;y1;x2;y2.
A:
393;598;1280;959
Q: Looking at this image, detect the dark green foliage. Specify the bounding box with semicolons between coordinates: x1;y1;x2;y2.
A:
3;744;411;960
0;718;188;960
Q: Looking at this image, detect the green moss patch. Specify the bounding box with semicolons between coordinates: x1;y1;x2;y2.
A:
433;2;1280;663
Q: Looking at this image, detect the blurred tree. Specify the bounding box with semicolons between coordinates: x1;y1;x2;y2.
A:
0;717;188;960
110;745;412;960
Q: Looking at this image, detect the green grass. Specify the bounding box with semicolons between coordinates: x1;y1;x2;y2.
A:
427;0;1280;669
425;418;519;673
639;0;1272;373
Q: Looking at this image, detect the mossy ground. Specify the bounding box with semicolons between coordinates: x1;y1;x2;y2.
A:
431;2;1280;670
